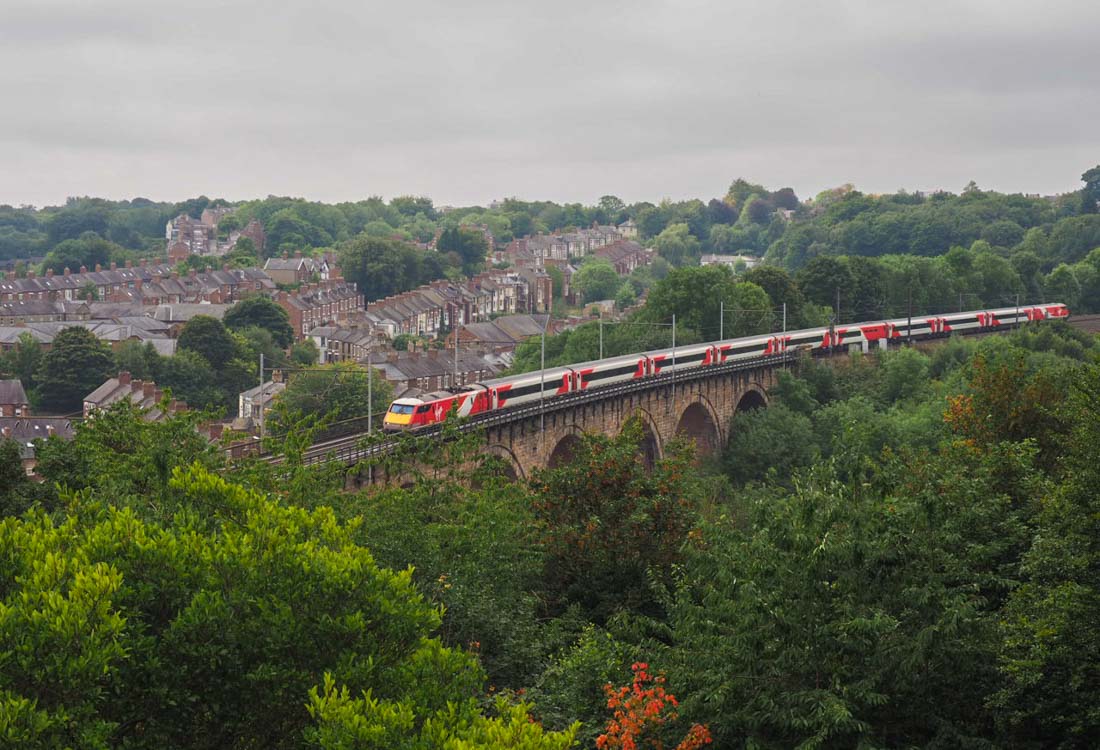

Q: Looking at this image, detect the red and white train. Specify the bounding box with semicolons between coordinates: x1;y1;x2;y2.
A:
382;303;1069;431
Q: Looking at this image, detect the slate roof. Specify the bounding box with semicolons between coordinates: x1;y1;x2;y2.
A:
0;380;29;405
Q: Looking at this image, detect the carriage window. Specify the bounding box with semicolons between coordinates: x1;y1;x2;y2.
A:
417;404;433;413
389;404;415;415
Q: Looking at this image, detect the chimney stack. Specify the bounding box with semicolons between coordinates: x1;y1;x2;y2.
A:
110;262;117;271
95;263;102;272
118;371;131;385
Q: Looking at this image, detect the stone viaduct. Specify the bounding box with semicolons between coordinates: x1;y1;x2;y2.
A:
327;356;792;486
479;362;778;480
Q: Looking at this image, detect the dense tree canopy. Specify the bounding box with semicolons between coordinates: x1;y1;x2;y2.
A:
223;296;295;348
34;326;115;413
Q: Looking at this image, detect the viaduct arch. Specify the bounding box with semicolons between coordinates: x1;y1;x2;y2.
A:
479;365;780;477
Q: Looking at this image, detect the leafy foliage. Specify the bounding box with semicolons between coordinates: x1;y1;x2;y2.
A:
530;421;701;623
224;296;295;348
34;326;115;413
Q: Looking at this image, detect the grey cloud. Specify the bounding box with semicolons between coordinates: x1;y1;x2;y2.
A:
1;0;1097;207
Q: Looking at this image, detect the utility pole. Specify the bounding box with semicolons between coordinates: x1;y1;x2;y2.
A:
907;285;913;346
835;287;841;326
453;304;459;388
598;313;603;359
1015;293;1020;330
782;302;787;335
671;314;676;387
719;300;724;340
258;352;265;441
539;314;547;448
959;292;964;313
366;326;374;483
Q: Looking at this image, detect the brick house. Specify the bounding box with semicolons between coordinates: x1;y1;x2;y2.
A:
0;380;31;417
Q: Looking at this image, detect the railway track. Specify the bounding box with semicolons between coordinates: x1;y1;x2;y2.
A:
252;311;1096;470
258;351;802;467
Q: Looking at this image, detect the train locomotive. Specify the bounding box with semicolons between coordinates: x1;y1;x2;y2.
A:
382;303;1069;432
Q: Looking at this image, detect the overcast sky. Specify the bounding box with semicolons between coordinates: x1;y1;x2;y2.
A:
2;0;1097;208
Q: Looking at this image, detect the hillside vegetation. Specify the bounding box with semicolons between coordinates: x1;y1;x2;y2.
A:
4;322;1100;748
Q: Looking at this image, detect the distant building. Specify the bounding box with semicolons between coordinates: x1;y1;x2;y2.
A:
165;211;265;260
0;417;74;475
590;240;653;276
82;371;187;420
263;254;330;285
237;381;286;425
700;254;762;271
0;380;31;417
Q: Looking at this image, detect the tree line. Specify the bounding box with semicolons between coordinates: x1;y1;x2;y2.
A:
4;168;1097;322
3;321;1099;747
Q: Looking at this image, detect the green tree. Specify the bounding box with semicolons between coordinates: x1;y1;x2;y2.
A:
652;223;700;266
642;264;772;338
723;404;817;486
223;236;258;267
573;258;620;302
1081;164;1100;213
546;264;565;300
224;296;295;348
796;255;853;313
1;331;43;395
437;226;489;275
34;327;115;413
1045;263;1082;309
177;315;237;370
355;430;545;687
670;447;1034;748
156;350;225;410
113;340;161;381
0;465;501;749
338;235;444;301
291;339;320;365
530;422;701;623
614;281;637;310
743;266;808;327
271;362;393;430
995;361;1100;746
41;232;122;275
0;438;35;517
